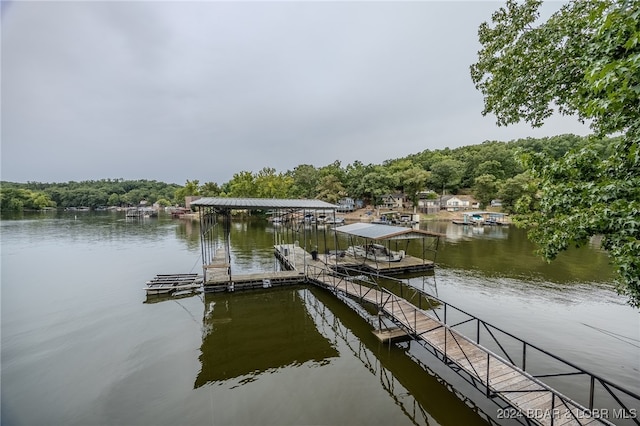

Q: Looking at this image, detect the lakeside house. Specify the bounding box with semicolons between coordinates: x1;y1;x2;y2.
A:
337;197;356;212
440;195;480;211
417;191;439;214
380;193;407;210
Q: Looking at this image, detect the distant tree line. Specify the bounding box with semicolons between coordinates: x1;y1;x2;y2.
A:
0;179;181;211
1;135;611;214
176;134;612;214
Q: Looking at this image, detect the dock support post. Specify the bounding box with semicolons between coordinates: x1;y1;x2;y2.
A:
486;353;491;397
444;304;447;325
444;328;448;363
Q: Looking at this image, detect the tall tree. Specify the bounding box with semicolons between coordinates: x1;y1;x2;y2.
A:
173;179;200;206
200;182;221;197
473;174;499;209
226;172;256;198
498;172;536;214
471;0;640;306
315;175;346;204
399;167;431;211
360;166;395;206
429;158;464;197
288;164;320;199
254;167;293;198
344;161;373;201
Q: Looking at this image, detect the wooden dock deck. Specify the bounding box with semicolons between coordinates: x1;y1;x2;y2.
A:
203;246;305;292
274;243;434;275
305;270;607;426
144;273;203;295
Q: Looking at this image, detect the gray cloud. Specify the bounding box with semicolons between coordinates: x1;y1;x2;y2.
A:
2;1;588;185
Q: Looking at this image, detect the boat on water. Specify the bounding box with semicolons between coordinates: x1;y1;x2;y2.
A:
346;243;404;262
324;216;345;225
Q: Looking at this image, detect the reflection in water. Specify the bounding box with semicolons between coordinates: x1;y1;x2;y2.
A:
423;222;615;284
195;287;339;388
303;288;493;426
196;284;492;425
439;222;510;241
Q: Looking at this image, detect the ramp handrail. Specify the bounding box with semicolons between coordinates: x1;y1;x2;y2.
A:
303;262;639;424
399;285;640;423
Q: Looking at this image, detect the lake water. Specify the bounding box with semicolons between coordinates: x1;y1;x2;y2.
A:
1;212;638;425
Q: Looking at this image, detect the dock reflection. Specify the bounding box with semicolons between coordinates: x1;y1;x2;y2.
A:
304;287;494;426
195;286;339;388
195;285;492;425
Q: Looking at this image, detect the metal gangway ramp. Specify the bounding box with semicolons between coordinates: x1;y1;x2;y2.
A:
305;264;639;426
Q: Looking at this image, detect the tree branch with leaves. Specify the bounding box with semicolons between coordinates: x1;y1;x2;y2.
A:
471;0;640;306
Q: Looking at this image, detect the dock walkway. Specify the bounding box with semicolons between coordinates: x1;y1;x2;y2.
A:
194;243;635;425
203;247;304;292
307;269;605;426
274;243;612;426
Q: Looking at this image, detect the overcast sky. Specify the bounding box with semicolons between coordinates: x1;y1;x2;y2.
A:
2;1;589;185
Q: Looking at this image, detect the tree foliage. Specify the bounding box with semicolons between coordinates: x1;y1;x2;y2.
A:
0;187;56;211
1;134;599;212
288;164;320;199
173;179;200;204
429;158;464;196
399;167;431;210
1;179;180;210
473;174;499;208
315;175;346;204
254;167;293;198
471;0;640;306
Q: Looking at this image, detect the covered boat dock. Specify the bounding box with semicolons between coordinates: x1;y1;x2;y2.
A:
330;222;441;274
190;197;340;292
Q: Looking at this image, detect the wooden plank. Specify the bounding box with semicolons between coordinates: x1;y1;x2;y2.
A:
510;390;553;408
492;375;533;392
452;352;488;373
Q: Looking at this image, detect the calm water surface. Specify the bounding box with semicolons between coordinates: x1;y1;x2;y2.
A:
1;212;638;425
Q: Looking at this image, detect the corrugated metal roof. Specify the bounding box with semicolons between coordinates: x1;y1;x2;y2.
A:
190;197;337;210
336;222;440;240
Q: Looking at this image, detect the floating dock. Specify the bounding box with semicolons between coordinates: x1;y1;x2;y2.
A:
144;273;203;295
203;270;305;292
202;247;304;292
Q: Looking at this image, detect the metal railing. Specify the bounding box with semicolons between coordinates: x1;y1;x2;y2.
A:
395;286;640;425
300;287;502;426
305;263;639;425
374;288;626;426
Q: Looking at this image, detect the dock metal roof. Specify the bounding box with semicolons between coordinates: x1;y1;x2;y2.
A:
335;222;441;240
190;197;337;210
